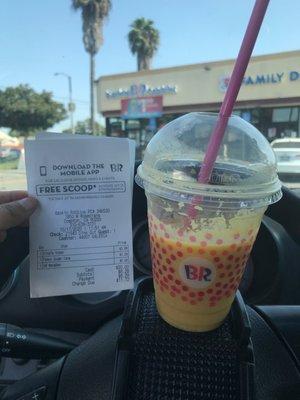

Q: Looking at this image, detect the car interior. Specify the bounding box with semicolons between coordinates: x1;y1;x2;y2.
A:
0;162;299;400
2;0;300;398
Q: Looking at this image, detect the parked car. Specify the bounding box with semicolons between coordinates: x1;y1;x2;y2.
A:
0;146;21;161
0;147;12;160
271;138;300;175
0;131;22;162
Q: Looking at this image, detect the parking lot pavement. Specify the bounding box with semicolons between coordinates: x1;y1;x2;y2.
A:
0;170;27;191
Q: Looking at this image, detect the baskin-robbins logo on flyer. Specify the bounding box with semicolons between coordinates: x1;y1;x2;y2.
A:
179;258;216;289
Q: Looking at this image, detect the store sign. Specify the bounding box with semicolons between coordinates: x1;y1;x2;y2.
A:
121;96;163;119
219;71;300;92
106;83;177;99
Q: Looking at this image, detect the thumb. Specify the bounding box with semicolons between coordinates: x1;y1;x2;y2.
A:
0;197;38;230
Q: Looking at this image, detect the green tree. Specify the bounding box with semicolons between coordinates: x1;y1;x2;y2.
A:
63;118;105;135
0;85;66;136
128;18;160;71
72;0;111;135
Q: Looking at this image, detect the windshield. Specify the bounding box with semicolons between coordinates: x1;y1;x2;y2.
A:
1;1;300;195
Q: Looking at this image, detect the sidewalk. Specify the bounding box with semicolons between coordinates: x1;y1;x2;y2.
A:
0;170;27;190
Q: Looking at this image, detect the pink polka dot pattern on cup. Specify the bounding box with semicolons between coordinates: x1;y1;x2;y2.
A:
148;211;258;320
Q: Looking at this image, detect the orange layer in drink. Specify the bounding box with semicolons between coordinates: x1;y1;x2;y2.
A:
148;212;260;331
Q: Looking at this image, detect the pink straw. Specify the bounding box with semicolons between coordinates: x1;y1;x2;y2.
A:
186;0;270;221
197;0;270;184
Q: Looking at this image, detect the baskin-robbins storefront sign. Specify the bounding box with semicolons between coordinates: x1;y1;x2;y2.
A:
219;70;300;92
105;83;177;99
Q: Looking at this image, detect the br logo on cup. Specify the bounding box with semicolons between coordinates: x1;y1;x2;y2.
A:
179;258;216;289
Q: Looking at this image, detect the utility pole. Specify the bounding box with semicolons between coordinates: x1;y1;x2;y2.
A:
54;72;75;134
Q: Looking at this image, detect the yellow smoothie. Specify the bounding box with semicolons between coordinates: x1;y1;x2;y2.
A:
148;210;263;332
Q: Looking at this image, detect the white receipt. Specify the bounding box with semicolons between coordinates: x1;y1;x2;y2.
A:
36;132;135;196
25;136;135;298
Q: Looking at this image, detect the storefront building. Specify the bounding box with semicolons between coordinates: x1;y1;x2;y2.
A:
96;50;300;159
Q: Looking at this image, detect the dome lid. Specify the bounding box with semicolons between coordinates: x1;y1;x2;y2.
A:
136;112;282;209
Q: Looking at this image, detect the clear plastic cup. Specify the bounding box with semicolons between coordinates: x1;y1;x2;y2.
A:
136;112;282;332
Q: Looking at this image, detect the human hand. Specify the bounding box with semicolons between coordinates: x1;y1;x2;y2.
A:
0;191;38;242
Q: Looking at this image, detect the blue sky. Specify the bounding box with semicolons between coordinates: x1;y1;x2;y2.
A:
0;0;299;131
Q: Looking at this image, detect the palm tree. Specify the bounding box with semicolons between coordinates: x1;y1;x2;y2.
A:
72;0;111;134
128;18;159;71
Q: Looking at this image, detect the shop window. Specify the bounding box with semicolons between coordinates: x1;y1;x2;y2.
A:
272;107;299;123
157;113;182;128
241;111;251;122
251;109;261;124
108;117;123;137
126;120;141;129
